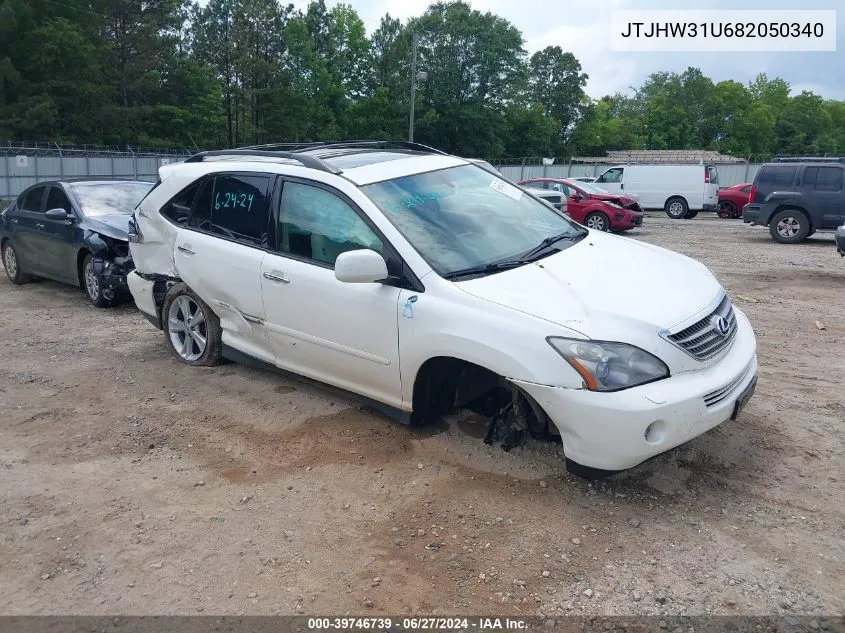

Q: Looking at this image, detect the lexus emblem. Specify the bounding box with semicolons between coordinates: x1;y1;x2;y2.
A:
711;314;730;336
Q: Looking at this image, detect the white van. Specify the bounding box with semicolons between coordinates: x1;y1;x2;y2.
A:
594;164;720;219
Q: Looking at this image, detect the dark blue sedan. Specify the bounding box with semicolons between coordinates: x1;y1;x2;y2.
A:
1;179;154;307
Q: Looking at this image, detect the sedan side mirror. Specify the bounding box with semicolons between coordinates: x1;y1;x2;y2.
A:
45;208;71;221
334;249;388;284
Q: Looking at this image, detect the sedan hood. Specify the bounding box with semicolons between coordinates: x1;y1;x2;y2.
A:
85;214;130;240
589;193;640;207
454;231;722;336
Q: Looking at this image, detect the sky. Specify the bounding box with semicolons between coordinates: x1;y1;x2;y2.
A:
291;0;844;100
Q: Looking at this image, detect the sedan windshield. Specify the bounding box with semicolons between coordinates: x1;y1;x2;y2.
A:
363;165;586;277
569;181;610;195
70;182;154;217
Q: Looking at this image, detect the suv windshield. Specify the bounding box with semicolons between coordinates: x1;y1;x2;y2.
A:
70;182;154;217
363;165;586;277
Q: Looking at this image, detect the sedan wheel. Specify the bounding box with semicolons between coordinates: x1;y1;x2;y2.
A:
585;212;609;231
82;254;115;308
2;243;29;285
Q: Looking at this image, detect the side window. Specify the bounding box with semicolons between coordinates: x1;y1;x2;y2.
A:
162;181;202;225
20;186;46;213
190;174;272;247
523;181;546;190
279;181;383;267
760;166;796;188
45;186;72;213
597;168;623;184
814;167;843;192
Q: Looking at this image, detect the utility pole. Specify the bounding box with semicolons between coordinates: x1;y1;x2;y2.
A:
409;32;418;143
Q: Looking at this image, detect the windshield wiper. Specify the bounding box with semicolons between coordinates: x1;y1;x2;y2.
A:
520;231;586;261
443;259;531;280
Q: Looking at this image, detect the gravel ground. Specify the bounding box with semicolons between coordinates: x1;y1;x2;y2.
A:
0;215;843;616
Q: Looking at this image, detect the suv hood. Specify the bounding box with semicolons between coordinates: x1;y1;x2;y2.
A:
85;214;131;241
454;231;722;336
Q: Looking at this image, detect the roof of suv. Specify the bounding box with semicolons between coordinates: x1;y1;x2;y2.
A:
177;142;470;186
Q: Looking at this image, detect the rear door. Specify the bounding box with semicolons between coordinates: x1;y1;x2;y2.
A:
260;178;403;408
38;185;79;283
802;165;845;229
173;172;275;364
704;165;719;208
12;185;48;275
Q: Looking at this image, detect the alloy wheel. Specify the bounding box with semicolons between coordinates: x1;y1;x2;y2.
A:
586;215;607;231
84;260;100;301
3;247;17;279
168;295;207;362
776;217;800;239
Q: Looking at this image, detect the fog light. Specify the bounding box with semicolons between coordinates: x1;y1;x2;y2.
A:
644;420;667;445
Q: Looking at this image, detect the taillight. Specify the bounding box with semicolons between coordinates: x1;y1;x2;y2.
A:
749;185;757;203
704;169;710;184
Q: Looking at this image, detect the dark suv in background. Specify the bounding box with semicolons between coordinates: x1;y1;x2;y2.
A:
743;158;845;244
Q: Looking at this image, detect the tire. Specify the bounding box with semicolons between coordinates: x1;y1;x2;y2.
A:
664;197;688;219
685;210;699;219
769;209;810;244
82;254;116;308
161;282;222;366
718;201;736;218
584;211;610;231
2;242;30;284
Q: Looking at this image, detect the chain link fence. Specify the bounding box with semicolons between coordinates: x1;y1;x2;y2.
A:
0;141;194;201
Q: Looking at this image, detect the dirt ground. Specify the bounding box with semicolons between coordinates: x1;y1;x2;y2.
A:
0;215;843;617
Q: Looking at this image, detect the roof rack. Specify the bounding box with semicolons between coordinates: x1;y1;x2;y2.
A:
183;149;341;174
772;156;845;163
238;140;448;156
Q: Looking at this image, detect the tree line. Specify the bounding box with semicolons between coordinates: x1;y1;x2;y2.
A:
1;0;844;160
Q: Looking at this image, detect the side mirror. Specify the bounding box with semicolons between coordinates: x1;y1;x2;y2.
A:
45;208;71;221
570;193;582;202
334;249;388;284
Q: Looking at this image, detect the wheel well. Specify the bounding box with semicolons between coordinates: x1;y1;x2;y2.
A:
664;195;687;207
76;249;90;288
771;205;813;229
0;237;8;250
411;357;499;425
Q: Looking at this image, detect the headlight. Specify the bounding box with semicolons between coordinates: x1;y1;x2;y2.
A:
547;337;669;392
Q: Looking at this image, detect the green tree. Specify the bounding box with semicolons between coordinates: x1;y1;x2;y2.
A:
528;46;588;151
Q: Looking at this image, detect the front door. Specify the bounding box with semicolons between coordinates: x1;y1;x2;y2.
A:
261;179;402;408
173;172;275;364
595;167;624;194
38;185;79;283
803;165;845;229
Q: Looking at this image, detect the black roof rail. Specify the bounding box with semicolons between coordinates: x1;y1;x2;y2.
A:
237;140;448;156
183;149;341;174
771;156;845;163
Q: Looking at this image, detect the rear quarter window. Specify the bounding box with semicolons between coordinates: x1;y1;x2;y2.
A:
757;166;797;188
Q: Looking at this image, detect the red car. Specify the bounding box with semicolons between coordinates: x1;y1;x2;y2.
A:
717;183;752;218
518;178;644;232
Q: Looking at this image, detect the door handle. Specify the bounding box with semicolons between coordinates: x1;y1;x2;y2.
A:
35;223;45;229
263;271;290;284
177;244;195;255
10;218;18;224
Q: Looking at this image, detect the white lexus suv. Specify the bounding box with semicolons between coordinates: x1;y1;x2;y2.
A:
127;142;758;478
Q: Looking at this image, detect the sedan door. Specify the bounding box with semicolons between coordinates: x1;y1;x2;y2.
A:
260;179;403;409
172;173;274;364
9;185;48;275
37;185;80;283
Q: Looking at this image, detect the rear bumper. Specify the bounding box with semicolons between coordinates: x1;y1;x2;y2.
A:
128;271;162;328
743;204;763;224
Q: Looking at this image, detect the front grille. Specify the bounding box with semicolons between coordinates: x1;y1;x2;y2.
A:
664;294;738;361
703;361;753;407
